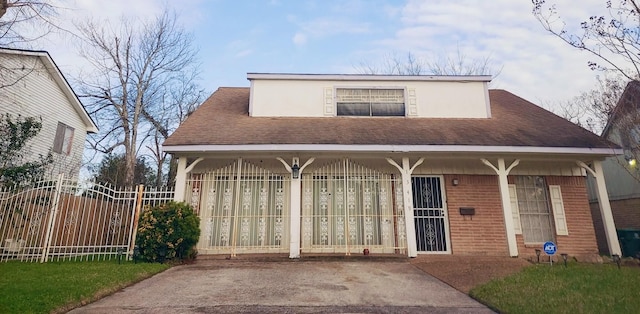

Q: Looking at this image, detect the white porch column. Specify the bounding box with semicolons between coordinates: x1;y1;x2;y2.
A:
577;160;622;256
173;157;204;202
174;157;188;202
387;157;424;257
278;157;315;258
481;158;520;257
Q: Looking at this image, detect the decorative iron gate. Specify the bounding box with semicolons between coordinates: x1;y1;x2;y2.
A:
0;175;174;262
412;176;450;253
301;159;407;254
187;160;290;254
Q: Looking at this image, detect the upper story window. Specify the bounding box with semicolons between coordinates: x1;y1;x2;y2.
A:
53;122;74;155
336;88;405;116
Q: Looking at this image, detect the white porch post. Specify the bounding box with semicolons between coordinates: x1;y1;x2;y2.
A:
387;157;424;257
278;157;314;258
173;157;204;202
174;157;188;202
481;158;520;257
577;160;622;256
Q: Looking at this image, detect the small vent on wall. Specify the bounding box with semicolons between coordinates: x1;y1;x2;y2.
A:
407;88;418;116
324;87;334;116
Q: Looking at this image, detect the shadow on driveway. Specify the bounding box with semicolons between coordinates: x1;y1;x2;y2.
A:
70;257;493;313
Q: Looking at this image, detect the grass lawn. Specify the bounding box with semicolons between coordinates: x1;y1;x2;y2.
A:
0;259;170;313
470;262;640;314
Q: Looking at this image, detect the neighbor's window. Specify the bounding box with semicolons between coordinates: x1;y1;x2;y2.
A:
336;88;405;116
53;122;74;155
515;176;555;244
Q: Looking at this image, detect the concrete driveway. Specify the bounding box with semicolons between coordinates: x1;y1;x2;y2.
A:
70;258;493;313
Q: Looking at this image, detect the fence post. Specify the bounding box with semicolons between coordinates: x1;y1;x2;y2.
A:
128;185;145;258
40;173;64;263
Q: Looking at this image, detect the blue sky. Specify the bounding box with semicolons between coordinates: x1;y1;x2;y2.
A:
37;0;612;109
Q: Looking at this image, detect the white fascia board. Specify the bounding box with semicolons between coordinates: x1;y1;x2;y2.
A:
40;54;99;133
246;73;492;82
163;144;622;156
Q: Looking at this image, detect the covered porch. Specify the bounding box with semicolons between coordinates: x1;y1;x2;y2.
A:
171;151;621;259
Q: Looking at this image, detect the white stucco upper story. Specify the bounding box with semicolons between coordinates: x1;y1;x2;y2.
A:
247;73;492;118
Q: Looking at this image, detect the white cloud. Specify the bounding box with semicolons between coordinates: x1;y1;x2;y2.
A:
287;15;371;46
235;49;253;58
371;0;618;107
293;32;307;46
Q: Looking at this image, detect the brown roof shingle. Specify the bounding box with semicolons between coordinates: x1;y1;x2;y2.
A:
163;87;615;149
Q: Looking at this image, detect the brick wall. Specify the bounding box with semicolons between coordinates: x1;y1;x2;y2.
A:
518;176;598;257
444;174;508;255
590;197;640;254
444;174;598;257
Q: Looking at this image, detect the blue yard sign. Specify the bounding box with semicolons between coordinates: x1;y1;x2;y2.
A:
543;241;557;256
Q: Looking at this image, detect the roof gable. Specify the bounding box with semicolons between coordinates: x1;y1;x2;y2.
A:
0;48;98;133
602;80;640;140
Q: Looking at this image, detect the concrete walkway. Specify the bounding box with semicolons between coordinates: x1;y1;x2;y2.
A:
69;258;493;313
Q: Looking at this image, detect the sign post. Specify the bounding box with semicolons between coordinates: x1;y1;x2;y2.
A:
543;241;557;265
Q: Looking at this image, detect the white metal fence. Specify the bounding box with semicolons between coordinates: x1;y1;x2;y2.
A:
0;174;174;262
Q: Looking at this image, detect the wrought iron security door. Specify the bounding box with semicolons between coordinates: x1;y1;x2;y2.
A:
412;176;450;253
301;159;406;254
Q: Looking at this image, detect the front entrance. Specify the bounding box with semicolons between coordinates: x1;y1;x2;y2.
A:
412;176;450;253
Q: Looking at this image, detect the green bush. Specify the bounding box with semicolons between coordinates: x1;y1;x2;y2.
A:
136;201;200;263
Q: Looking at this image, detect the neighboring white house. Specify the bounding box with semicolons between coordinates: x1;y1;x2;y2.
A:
587;80;640;254
0;48;98;181
164;73;622;259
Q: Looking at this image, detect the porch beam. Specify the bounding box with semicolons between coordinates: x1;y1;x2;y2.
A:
481;158;520;257
576;160;622;256
386;157;424;257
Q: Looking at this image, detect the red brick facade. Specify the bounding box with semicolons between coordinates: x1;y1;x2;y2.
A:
444;174;508;255
444;174;598;258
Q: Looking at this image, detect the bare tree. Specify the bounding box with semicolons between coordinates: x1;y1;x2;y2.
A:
355;50;499;76
533;1;640;182
76;10;201;187
426;49;498;76
0;1;66;97
355;52;426;75
0;0;60;46
548;74;626;134
142;72;205;188
533;0;640;81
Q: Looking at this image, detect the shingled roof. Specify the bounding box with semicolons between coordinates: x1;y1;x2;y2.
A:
163;87;617;153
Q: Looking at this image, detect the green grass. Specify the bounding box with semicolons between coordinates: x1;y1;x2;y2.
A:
470;263;640;314
0;259;170;313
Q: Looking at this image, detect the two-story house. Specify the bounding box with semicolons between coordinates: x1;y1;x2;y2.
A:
163;73;621;260
0;48;98;180
588;80;640;255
